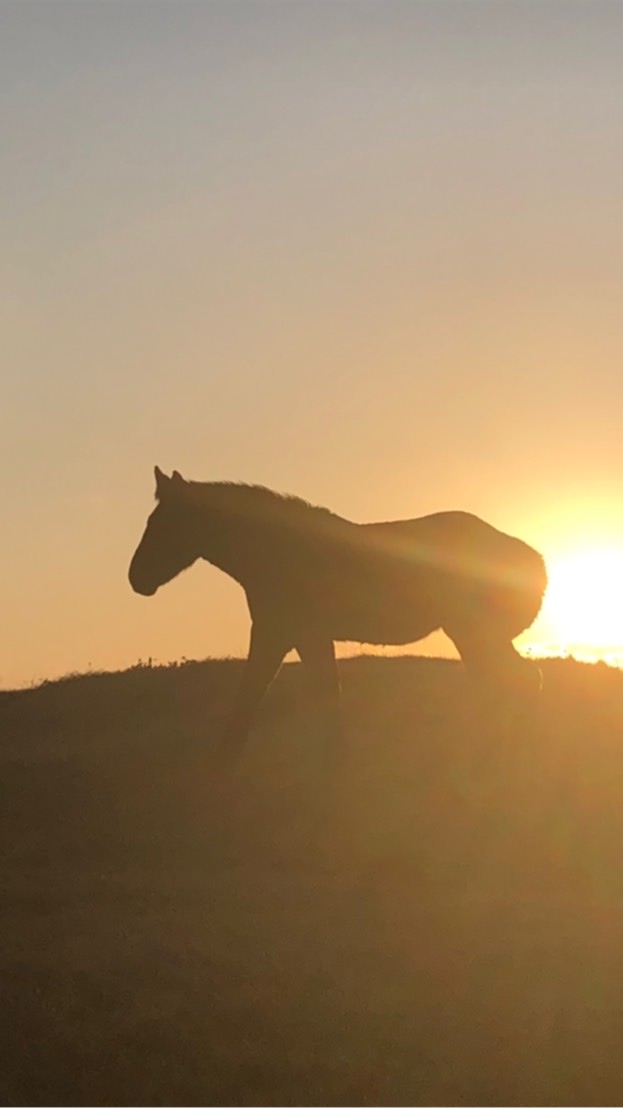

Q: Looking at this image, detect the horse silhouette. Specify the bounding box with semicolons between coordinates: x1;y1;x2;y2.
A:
129;467;547;753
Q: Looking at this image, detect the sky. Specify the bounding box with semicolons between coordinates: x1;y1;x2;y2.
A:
2;0;623;688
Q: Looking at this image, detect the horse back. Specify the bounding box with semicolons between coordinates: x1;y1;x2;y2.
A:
245;507;546;646
352;511;545;642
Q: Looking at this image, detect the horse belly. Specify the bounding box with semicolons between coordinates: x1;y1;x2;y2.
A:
310;570;444;646
331;608;440;646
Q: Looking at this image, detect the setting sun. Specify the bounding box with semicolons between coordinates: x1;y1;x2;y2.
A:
541;547;623;654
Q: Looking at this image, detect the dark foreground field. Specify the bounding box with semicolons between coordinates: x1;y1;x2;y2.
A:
2;655;623;1107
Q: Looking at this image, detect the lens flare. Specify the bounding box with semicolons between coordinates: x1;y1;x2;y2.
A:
542;547;623;651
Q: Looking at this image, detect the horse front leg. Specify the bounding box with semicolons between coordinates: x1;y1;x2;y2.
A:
218;620;290;760
295;632;345;764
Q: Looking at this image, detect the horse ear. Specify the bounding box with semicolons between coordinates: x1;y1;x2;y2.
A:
154;466;170;499
171;470;185;485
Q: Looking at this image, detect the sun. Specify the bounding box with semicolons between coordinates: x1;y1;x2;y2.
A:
542;547;623;651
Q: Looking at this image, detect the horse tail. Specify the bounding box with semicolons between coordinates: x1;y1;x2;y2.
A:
487;538;548;638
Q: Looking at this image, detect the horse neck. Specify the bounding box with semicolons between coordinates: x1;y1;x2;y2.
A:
191;497;269;586
189;487;344;590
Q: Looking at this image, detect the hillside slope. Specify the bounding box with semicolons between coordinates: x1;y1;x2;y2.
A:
2;655;623;1106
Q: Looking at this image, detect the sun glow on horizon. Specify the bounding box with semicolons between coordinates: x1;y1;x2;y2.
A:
538;545;623;659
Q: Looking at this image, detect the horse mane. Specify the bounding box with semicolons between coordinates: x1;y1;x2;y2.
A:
169;480;346;530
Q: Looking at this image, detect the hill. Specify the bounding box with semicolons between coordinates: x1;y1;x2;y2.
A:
2;654;623;1106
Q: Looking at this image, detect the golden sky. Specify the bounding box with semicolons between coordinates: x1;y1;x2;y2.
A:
2;1;623;687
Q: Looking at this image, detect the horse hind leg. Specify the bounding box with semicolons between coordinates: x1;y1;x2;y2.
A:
492;640;543;702
446;626;542;717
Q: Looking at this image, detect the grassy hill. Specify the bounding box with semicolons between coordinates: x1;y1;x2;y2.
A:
2;654;623;1106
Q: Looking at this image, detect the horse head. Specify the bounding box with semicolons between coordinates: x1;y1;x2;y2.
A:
128;467;199;596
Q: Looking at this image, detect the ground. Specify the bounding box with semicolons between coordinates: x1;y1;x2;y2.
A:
2;654;623;1106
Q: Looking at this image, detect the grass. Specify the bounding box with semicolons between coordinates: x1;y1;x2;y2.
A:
2;654;623;1106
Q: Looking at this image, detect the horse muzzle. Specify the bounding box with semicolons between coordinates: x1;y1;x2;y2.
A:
128;565;158;596
132;582;158;596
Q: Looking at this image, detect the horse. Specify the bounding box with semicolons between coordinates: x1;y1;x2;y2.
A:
129;467;547;754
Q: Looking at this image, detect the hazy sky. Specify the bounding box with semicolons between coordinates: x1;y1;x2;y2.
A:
3;0;623;687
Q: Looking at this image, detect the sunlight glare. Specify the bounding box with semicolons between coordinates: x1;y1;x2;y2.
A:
543;547;623;651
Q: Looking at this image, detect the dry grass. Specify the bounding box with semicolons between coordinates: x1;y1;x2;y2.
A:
2;655;623;1106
